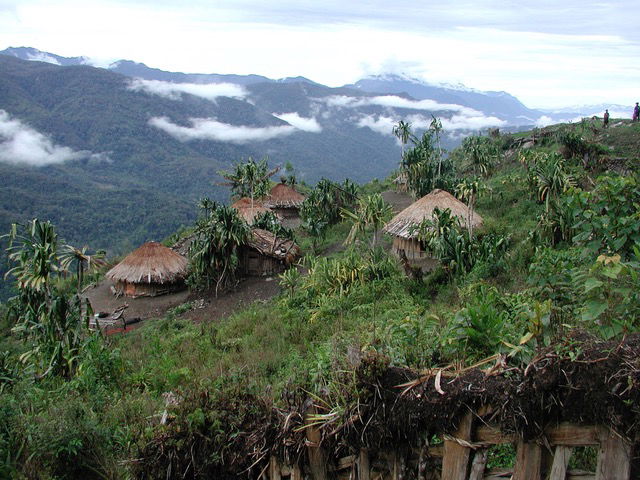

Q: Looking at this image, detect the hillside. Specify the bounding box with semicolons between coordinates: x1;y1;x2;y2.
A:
1;116;639;478
0;50;540;298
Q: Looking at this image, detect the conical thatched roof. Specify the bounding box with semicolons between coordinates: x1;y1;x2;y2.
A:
231;197;274;225
246;229;301;264
264;183;305;209
106;242;188;284
383;189;483;239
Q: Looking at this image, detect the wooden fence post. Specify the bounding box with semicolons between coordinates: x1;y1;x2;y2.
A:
358;448;370;480
305;407;329;480
269;456;281;480
441;411;474;480
512;440;542;480
595;428;631;480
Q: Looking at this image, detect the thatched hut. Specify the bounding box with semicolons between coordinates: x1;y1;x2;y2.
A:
239;228;301;276
231;197;273;225
383;189;483;260
264;182;306;223
106;242;188;297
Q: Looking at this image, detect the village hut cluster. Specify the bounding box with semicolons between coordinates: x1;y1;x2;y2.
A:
104;180;307;299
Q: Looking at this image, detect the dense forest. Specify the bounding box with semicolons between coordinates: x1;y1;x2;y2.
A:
1;116;639;478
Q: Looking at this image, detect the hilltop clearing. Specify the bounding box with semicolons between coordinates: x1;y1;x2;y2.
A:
1;118;640;478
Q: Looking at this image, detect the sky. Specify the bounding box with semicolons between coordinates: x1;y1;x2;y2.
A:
0;0;639;109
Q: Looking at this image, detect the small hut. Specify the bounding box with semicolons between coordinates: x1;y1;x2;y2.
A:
264;182;306;224
239;228;301;276
106;242;188;297
383;189;483;260
231;197;273;225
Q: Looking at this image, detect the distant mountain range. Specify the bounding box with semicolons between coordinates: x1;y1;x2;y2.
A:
0;46;590;297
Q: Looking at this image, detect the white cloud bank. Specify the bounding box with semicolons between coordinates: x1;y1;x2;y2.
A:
128;78;247;101
25;51;60;65
322;95;481;116
0;110;106;166
273;112;322;132
149;116;296;143
357;112;506;136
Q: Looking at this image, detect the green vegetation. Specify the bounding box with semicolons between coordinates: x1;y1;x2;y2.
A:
1;119;640;477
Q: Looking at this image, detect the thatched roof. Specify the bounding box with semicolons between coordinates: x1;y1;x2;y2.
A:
106;242;188;284
231;197;273;225
264;183;305;209
383;189;483;239
246;229;301;264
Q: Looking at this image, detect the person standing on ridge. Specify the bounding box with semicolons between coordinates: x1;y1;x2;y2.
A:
603;109;610;128
634;103;640;122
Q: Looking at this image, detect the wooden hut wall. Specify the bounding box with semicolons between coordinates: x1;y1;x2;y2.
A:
240;248;285;277
272;207;300;220
392;237;425;260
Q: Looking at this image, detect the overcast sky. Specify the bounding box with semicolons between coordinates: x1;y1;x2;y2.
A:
1;0;638;108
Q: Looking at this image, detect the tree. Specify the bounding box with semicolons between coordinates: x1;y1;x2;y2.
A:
218;156;279;209
189;203;250;294
2;219;92;378
429;116;444;178
59;245;106;293
342;193;393;247
392;120;414;160
461;135;498;177
455;177;488;239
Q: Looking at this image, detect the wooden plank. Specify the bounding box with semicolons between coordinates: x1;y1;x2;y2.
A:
441;411;473;480
546;424;600;446
358;448;370;480
548;446;572;480
468;448;488;480
475;425;515;445
335;455;356;471
595;429;631;480
512;440;542;480
290;464;303;480
305;407;329;480
567;471;595;479
269;456;282;480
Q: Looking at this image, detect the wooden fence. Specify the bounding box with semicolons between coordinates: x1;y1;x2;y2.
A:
264;407;632;480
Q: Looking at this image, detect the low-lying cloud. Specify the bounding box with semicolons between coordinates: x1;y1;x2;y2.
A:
149;116;296;143
0;110;106;166
128;78;247;101
356;112;506;136
25;51;61;65
273;112;322;132
322;95;480;116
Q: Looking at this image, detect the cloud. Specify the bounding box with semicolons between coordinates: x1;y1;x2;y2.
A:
149;116;296;143
322;95;480;116
272;112;322;132
128;78;247;101
0;110;106;166
356;115;397;136
356;111;506;135
535;115;555;127
25;51;60;65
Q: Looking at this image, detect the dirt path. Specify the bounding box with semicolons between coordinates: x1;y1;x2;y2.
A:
382;189;413;213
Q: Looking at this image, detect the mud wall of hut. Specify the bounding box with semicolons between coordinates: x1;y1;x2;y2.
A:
114;280;184;298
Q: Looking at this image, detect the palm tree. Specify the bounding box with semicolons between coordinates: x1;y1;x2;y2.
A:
455;178;487;239
59;245;106;293
392;120;413;161
218;156;279;209
430;115;444;178
342;193;393;247
198;197;217;218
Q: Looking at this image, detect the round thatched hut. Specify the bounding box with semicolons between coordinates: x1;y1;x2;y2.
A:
231;197;273;225
264;182;306;222
106;242;189;297
383;189;483;260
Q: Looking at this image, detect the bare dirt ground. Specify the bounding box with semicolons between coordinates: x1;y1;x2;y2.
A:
382;189;413;213
182;276;281;323
87;189;414;332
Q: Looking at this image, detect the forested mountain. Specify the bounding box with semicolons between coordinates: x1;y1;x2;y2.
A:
0;48;547;297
